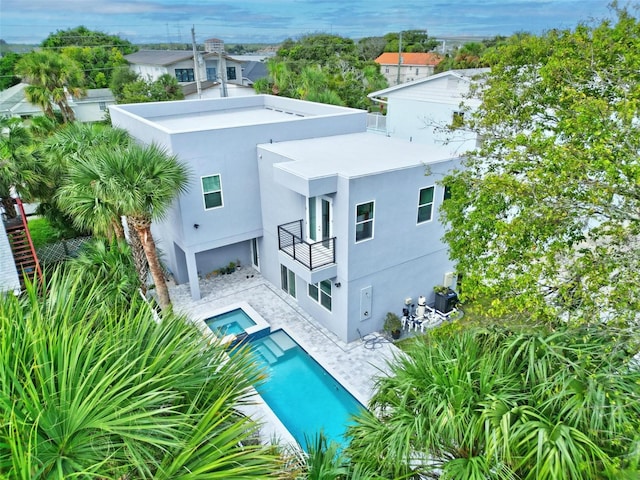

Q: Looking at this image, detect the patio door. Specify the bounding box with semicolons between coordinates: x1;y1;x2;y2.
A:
308;196;332;243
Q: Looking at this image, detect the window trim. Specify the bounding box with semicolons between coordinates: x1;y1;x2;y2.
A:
355;200;375;243
417;186;435;224
226;66;237;80
308;279;332;312
201;174;224;210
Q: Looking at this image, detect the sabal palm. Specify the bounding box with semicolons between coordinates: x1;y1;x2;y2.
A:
94;142;190;310
0;117;48;218
0;270;278;478
16;50;85;123
346;326;640;479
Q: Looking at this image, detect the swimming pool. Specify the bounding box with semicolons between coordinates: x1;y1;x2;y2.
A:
247;329;365;449
206;308;256;336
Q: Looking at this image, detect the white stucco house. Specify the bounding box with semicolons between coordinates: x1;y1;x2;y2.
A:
368;68;488;152
110;92;469;343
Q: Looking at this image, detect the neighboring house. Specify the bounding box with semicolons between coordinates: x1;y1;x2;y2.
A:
375;52;444;86
124;50;245;86
70;88;114;122
110;95;462;343
0;83;114;122
367;68;487;152
0;219;21;296
182;80;258;100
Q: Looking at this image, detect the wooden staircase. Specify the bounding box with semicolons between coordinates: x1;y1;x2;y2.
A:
3;198;42;289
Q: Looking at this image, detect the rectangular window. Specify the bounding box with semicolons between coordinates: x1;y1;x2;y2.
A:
206;67;217;81
309;279;332;311
175;68;195;82
281;265;296;298
98;101;107;111
415;68;419;75
227;66;237;80
443;185;452;201
201;175;223;210
451;111;465;129
417;186;435;223
355;201;374;242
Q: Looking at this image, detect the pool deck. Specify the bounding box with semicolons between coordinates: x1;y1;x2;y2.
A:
168;268;400;445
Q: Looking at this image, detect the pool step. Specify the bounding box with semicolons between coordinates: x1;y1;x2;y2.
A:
255;338;285;365
269;330;297;352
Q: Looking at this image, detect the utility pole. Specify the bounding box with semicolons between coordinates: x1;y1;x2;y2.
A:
191;26;202;99
218;48;228;97
396;31;403;85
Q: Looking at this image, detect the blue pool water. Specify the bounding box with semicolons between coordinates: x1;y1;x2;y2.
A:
248;330;365;449
206;308;257;336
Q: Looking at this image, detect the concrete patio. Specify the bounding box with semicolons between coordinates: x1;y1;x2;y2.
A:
168;268;400;446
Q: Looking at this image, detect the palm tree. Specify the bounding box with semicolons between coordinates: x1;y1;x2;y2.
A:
346;326;640;479
94;142;190;310
0;269;279;478
15;50;85;123
0;117;48;218
266;59;292;95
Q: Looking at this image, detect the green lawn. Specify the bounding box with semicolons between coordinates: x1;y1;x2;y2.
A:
28;217;60;248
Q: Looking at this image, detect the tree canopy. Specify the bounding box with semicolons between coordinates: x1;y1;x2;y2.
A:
254;33;387;109
383;29;439;53
0;270;278;478
347;325;640;479
41;26;137;88
440;7;640;324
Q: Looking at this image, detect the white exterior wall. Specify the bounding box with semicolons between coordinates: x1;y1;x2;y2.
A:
110;96;366;300
382;75;480;151
257;133;460;342
0;222;20;295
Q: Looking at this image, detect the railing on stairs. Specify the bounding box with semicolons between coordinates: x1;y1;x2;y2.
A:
3;197;42;289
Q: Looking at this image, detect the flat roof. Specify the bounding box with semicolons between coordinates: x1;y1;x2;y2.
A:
262;132;463;179
110;95;363;134
150;106;305;131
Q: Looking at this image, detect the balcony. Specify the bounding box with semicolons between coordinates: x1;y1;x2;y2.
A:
366;113;387;133
278;220;335;272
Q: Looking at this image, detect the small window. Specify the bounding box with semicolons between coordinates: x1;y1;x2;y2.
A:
309;279;332;311
206;67;217;81
227;66;237;80
175;68;195;82
355;201;374;242
415;68;419;75
417;186;435;223
443;185;452;201
451;111;465;129
201;175;223;210
281;265;296;298
98;101;107;111
385;67;389;73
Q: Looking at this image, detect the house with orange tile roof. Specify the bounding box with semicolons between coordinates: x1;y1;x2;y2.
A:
375;52;443;86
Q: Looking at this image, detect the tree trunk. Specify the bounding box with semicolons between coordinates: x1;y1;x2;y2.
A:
134;223;170;310
1;197;17;219
126;217;149;294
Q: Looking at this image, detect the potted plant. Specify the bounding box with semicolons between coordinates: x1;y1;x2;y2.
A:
383;312;402;340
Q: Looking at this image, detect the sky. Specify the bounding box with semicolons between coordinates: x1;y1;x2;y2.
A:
1;0;614;45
